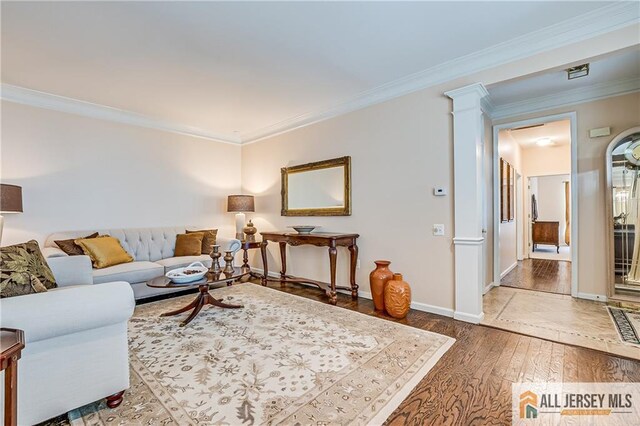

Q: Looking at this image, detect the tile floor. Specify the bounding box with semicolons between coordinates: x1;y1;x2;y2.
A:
482;286;640;360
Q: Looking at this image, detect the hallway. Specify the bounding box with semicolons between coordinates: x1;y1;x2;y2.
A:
501;258;571;295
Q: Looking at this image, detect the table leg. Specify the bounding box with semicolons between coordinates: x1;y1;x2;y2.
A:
4;357;17;426
242;246;249;269
348;244;359;299
260;241;269;286
328;245;337;305
279;242;287;287
161;285;244;327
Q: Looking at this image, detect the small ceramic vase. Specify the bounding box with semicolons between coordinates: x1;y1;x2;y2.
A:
243;220;257;242
223;251;235;274
369;260;394;311
210;245;222;273
384;273;411;319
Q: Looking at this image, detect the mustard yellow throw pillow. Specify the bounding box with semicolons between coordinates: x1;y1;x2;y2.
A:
174;232;204;256
76;235;133;269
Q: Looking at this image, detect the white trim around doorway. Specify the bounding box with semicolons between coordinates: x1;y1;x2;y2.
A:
492;112;579;298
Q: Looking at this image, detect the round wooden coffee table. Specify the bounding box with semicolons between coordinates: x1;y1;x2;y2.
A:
147;267;250;326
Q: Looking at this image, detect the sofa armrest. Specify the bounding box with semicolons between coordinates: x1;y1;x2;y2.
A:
47;255;94;287
0;281;135;344
42;247;68;258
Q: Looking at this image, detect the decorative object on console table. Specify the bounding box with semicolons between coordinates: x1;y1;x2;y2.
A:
384;273;411;319
0;184;23;244
243;220;257;242
260;231;359;305
1;328;25;426
369;260;394;311
289;225;317;234
227;195;255;240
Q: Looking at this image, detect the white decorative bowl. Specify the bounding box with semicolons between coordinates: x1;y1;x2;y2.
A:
166;262;208;284
289;226;317;234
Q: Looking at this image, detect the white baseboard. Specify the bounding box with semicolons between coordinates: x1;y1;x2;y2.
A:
252;269;455;318
576;292;608;302
453;311;485;324
483;282;497;294
500;262;518;279
360;290;454;317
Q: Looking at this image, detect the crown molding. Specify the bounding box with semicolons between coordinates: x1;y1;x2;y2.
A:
241;2;639;143
0;84;242;145
490;76;640;120
445;83;489;100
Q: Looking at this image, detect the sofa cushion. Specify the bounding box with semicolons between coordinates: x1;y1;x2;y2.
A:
156;255;212;273
93;261;164;284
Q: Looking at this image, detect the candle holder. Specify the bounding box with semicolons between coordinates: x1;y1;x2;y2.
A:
223;251;235;274
210;245;222;273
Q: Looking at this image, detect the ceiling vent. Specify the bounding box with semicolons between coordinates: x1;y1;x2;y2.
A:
567;63;590;80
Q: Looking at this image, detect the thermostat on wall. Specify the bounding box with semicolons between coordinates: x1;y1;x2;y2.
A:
434;188;447;196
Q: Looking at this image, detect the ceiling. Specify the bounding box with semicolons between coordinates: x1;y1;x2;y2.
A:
0;1;620;143
488;47;640;106
506;120;571;148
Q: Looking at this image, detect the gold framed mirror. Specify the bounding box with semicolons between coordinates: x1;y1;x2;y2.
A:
281;156;351;216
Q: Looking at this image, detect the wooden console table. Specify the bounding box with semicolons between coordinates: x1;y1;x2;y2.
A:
260;232;359;305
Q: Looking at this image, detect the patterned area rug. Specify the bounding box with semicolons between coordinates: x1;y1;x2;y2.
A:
607;306;640;346
68;283;454;425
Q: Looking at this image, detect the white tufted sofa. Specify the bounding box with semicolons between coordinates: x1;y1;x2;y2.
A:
43;226;240;299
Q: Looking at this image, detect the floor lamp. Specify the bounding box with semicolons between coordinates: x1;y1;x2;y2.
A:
0;184;23;244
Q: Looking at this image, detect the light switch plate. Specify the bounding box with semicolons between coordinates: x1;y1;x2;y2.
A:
433;224;445;236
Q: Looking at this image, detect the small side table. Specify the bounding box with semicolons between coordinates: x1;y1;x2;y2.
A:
1;328;25;426
241;240;263;280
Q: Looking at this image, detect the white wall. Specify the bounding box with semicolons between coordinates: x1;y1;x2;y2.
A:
497;130;522;277
0;102;242;245
531;174;570;245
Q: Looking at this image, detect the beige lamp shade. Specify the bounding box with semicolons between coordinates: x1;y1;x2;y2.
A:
227;195;255;212
1;184;23;213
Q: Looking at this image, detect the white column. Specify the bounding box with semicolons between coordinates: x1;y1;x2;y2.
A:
445;83;488;324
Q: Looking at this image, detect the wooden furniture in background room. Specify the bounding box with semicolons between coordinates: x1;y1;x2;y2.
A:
532;221;560;253
260;232;359;305
1;328;25;426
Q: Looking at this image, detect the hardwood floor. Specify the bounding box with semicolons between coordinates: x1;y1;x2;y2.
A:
501;258;571;295
40;279;640;426
261;281;639;425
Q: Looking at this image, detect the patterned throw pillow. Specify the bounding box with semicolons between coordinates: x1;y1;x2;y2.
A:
1;240;57;298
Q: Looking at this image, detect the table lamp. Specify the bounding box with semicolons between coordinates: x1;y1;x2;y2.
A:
227;195;254;240
0;184;23;244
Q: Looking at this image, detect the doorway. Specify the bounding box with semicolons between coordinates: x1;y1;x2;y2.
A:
491;113;578;297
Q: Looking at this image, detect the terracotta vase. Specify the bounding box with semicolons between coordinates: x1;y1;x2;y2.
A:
369;260;393;311
384;273;411;319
